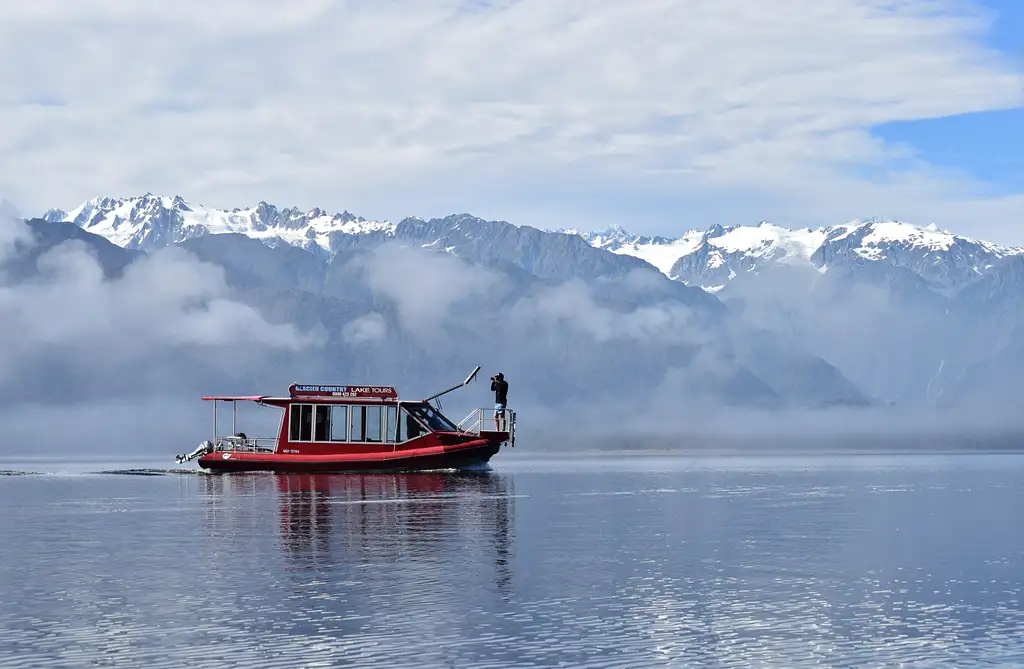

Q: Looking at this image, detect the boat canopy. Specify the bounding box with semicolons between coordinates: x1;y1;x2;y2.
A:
200;395;270;402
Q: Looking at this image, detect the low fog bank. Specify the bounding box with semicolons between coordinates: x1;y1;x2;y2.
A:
722;258;1024;408
0;396;287;459
4;395;1021;461
0;398;209;458
514;398;1024;453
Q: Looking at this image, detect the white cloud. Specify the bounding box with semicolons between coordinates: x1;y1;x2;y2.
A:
342;312;388;344
0;0;1022;241
0;0;335;35
509;276;713;346
0;231;322;384
356;243;501;334
10;243;316;350
0;207;31;263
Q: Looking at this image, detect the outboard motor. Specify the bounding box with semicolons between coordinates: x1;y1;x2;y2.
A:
175;440;212;464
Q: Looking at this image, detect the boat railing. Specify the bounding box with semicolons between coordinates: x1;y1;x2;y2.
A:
457;407;516;446
209;435;278;454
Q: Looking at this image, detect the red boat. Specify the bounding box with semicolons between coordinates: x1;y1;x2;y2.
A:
175;366;516;473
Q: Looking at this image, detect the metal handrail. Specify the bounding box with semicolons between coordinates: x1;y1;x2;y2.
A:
176;433;276;464
209;435;278;453
457;408;480;430
456;408;517;446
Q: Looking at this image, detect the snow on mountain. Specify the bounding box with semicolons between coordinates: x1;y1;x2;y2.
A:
822;220;1010;262
568;220;1023;294
37;195;1024;299
572;225;707;276
709;223;829;263
43;194;395;255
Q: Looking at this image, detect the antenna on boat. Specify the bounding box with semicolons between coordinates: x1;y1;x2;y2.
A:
423;365;481;406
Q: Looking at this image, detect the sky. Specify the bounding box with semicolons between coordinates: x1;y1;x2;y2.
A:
0;0;1023;243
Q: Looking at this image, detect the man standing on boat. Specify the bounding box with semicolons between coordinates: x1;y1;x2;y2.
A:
491;372;509;431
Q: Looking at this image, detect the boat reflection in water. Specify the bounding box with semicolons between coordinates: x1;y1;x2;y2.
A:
200;470;516;590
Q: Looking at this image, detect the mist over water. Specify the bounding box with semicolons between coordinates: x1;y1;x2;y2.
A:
3;384;1024;466
2;451;1022;668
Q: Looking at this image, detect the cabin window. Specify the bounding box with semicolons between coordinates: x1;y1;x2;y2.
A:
399;407;426;442
301;405;313;441
385;405;397;443
365;406;382;442
289;403;314;442
348;405;384;442
331;405;348;441
350;406;365;442
408;404;459;432
314;405;331;442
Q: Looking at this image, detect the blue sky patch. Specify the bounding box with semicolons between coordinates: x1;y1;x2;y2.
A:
868;1;1023;192
874;108;1024;192
977;0;1024;54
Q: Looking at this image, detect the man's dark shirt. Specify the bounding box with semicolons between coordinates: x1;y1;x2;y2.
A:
492;379;509;405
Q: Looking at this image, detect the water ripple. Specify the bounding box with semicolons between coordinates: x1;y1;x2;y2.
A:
1;459;1022;667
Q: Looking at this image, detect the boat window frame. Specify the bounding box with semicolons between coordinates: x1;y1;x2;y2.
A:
349;404;385;444
385;404;398;443
330;405;348;441
289;403;316;442
405;402;460;433
398;404;426;442
288;401;364;443
287;400;455;445
393;401;462;443
314;404;331;442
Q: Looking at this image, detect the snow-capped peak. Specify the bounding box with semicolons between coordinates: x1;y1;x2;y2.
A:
574;218;1024;292
567;220;828;276
47;194;396;254
702;221;827;263
857;220;969;253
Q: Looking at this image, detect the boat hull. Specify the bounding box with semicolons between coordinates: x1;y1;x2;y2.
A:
198;439;501;473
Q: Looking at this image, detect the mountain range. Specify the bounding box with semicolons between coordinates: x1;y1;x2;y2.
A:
44;194;1021;293
569;220;1020;294
567;220;1024;410
9;192;1024;430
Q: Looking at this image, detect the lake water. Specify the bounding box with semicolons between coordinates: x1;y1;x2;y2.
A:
1;451;1022;668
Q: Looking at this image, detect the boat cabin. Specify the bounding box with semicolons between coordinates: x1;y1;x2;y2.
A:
279;384;464;453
